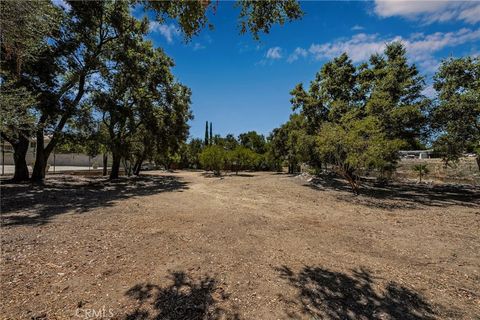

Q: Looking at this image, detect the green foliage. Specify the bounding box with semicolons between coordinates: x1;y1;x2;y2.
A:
238;131;266;154
211;134;237;151
363;43;429;147
412;164;430;183
199;145;226;176
182;132;281;171
431;57;480;168
0;83;36;138
236;0;303;40
139;0;303;41
210;122;213;145
317;117;405;193
93;33;192;177
264;141;283;171
205;121;209;146
0;0;61;181
185;138;204;168
268;114;315;173
1;0;303;182
0;0;60;72
278;42;428;192
223;134;239;151
227;146;258;174
0;0;58;129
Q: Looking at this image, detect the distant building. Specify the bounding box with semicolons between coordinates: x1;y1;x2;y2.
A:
398;150;434;159
1;136;101;167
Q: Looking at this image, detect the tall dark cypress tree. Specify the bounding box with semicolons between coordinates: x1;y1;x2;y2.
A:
204;121;209;146
209;122;213;145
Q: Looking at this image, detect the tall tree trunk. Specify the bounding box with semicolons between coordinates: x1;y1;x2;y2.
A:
476;155;480;172
133;156;144;176
132;161;138;175
32;73;86;183
31;128;48;182
12;135;30;182
110;152;121;179
31;115;63;182
102;153;108;176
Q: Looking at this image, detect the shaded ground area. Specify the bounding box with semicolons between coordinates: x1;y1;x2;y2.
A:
1;171;479;319
124;272;239;320
308;173;478;210
276;265;437;319
1;175;188;226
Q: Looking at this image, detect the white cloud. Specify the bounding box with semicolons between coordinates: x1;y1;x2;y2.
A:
289;28;480;74
374;0;480;24
149;22;180;43
266;47;283;59
287;47;308;63
351;25;365;31
193;43;206;51
308;33;385;62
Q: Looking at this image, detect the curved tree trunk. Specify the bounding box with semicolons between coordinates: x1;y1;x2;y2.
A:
343;168;359;195
2;132;30;182
32;73;86;183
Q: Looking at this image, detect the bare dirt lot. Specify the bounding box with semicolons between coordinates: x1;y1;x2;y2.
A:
1;171;479;319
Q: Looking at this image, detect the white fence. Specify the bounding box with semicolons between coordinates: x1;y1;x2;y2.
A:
0;150;102;167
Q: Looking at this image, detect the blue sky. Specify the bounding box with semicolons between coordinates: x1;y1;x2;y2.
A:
140;1;480;140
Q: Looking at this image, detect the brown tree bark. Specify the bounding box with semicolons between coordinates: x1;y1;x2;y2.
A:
1;132;30;182
110;152;121;179
102;153;108;176
31;125;48;182
12;135;30;182
133;156;144;176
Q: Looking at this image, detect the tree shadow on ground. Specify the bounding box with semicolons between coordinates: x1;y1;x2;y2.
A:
200;172;223;178
276;265;450;320
0;174;188;227
306;173;479;210
124;271;239;320
227;173;255;177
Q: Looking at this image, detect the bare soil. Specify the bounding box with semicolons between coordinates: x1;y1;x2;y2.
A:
1;171;479;320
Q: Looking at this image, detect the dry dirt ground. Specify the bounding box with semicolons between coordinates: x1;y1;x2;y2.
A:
1;171;479;320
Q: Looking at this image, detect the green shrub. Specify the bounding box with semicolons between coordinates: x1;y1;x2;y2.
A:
412;163;429;183
199;145;226;176
227;146;258;174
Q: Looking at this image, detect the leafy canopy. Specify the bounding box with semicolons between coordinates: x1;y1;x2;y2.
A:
431;56;480;165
